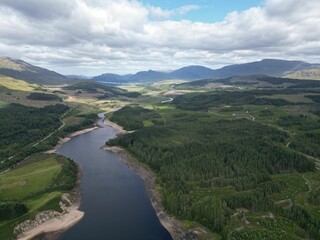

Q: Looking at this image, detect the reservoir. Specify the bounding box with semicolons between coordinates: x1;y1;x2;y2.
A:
57;113;172;240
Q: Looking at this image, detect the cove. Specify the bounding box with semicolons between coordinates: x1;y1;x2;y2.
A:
57;113;172;240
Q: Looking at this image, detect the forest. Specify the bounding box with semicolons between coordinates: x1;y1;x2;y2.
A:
107;95;320;239
27;92;62;101
173;90;294;111
110;106;163;130
0;103;69;170
63;82;141;98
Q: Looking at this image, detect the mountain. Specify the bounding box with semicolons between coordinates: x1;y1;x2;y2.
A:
127;70;168;82
94;66;216;83
93;59;320;83
170;65;215;80
93;73;125;83
93;71;167;83
211;59;319;79
0;57;73;85
66;75;91;80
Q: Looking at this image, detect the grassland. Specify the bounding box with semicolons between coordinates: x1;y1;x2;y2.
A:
0;154;77;239
0;100;8;108
0;77;63;108
0;76;41;92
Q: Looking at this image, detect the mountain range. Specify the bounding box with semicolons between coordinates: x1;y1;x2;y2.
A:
0;57;74;85
94;59;320;83
1;57;320;85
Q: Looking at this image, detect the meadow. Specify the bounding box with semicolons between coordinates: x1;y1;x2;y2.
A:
0;154;77;239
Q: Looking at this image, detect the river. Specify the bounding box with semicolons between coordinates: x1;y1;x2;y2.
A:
56;112;172;240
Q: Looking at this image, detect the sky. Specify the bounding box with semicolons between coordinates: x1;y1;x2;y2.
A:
0;0;319;76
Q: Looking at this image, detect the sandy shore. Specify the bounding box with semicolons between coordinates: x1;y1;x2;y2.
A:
104;119;128;134
15;125;91;240
46;126;98;154
16;165;84;240
102;146;203;240
17;210;84;240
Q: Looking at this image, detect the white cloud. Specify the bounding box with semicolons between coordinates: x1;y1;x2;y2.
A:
0;0;319;75
148;4;200;19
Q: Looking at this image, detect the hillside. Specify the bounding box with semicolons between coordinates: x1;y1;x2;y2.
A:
211;59;317;78
63;82;141;98
0;57;74;85
93;59;320;83
107;86;320;239
285;69;320;80
175;75;320;90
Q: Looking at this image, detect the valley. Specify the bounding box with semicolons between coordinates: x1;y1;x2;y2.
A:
0;57;319;240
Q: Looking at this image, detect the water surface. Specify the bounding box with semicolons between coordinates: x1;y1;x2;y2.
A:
57;113;172;240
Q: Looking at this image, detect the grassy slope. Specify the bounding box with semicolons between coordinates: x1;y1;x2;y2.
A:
0;158;61;200
0;76;64;108
0;76;41;91
0;154;71;239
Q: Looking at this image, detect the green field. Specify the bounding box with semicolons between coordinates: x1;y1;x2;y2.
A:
0;100;8;108
0;157;61;200
0;76;40;92
0;154;77;239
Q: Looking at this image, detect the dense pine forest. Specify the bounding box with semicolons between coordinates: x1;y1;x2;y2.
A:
0;102;99;172
0;103;68;169
108;88;320;239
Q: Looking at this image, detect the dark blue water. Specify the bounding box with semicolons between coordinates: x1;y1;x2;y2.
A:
57;113;172;240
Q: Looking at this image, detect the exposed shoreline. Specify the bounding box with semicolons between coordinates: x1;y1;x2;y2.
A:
103;118;128;134
46;126;99;154
15;125;99;240
102;116;204;240
17;209;84;240
102;146;190;240
16;163;84;240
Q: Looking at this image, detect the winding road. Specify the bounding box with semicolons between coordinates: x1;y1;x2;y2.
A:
32;108;72;147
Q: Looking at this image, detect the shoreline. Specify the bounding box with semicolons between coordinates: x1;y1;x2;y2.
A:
17;210;84;240
100;115;188;238
102;115;208;239
102;145;189;240
16;163;84;240
46;126;99;154
15;125;99;240
103;118;128;134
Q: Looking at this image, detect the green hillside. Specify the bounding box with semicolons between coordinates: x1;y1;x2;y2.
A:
0;154;77;239
0;57;74;85
107;87;320;239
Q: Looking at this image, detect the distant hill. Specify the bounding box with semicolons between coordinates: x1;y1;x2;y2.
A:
63;82;141;98
211;59;320;79
94;59;320;83
92;73;126;83
170;66;215;80
0;57;74;85
93;65;215;83
285;69;320;80
175;75;320;90
65;75;92;80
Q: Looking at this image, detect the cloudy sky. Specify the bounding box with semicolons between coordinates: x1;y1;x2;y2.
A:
0;0;319;76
